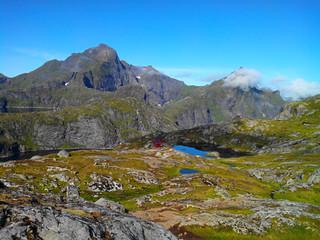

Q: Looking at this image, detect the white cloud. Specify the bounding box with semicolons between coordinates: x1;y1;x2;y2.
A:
271;76;288;84
222;68;261;91
280;78;320;100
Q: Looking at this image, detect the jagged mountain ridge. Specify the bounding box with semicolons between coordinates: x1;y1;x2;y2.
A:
0;44;185;107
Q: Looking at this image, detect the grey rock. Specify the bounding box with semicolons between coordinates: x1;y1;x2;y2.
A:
0;189;178;240
247;168;291;183
49;172;70;182
286;178;295;186
50;181;58;188
88;173;123;192
309;146;320;153
67;181;79;198
308;168;320;184
14;174;28;181
47;166;69;171
30;155;43;160
215;186;231;199
130;170;159;185
58;149;70;157
95;198;125;213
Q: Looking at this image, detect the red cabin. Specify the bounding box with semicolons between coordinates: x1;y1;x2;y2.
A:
153;138;165;147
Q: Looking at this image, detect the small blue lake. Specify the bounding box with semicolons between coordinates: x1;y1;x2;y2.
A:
173;145;236;168
180;168;200;174
173;145;216;159
225;163;236;168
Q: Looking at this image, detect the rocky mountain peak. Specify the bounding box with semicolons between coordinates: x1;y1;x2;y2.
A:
83;43;118;62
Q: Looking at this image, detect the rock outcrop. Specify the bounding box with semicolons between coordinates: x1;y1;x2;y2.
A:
58;149;70;157
0;188;178;240
95;198;126;213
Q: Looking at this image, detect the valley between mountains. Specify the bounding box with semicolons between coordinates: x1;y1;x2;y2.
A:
0;44;320;240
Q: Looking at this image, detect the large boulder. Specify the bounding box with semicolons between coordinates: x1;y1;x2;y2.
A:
58;150;70;158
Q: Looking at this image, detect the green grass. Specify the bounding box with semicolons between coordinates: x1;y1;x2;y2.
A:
185;222;320;240
276;186;320;206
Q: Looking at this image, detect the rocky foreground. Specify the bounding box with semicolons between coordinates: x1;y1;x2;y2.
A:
0;187;177;240
1;145;320;239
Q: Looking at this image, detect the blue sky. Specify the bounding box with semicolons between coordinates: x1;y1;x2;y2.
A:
1;0;320;99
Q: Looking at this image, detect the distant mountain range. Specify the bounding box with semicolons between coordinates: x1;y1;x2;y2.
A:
0;43;284;129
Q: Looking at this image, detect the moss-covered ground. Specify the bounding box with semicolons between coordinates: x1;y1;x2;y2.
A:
1;144;319;239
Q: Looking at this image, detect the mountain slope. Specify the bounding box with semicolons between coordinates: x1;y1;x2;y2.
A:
163;78;284;129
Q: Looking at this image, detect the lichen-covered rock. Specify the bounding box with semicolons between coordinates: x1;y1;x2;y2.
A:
130;170;159;185
95;198;125;213
50;172;70;182
308;168;320;184
88;173;123;192
215;186;231;199
247;168;291;182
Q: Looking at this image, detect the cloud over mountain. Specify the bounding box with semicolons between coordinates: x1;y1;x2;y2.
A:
279;78;320;100
222;68;261;91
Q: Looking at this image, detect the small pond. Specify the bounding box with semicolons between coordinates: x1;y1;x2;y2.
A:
173;145;236;168
225;163;236;168
173;145;216;159
179;168;200;174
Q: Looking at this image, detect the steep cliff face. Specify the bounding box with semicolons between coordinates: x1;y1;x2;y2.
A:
164;79;284;129
0;98;178;156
